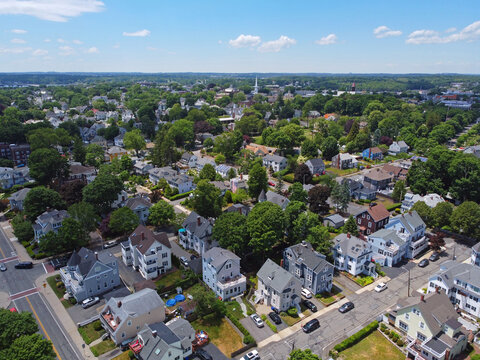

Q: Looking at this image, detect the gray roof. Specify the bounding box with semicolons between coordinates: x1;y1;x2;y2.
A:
265;190;290;208
306;158;324;168
36;209;69;224
8;187;31;202
286;242;334;274
433;260;480;289
473;243;480;253
166;317;195;343
263;154;286;163
334;233;372;258
203;247;240;271
182;211;212;240
105;288;164;321
369;228;406;247
125;196;152;210
67;247;117;276
389;211;425;233
257;259;298;293
324;214;344;224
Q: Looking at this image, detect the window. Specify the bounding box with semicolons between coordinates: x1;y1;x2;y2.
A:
417;332;426;341
127;320;132;326
358;218;361;224
405;313;409;320
412;308;420;315
419;322;425;329
399;321;408;331
368;222;372;228
162;253;168;258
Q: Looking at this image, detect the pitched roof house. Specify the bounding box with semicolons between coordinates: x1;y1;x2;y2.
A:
362;147;383;161
355;203;390;236
259;190;290;210
179;212;216;256
332;233;376;277
125;196;152;224
388;141;409;155
305;158;325;176
8;187;31;211
33;209;69;242
363;168;394;190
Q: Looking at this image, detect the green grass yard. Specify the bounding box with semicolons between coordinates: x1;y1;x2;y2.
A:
154;269;183;289
78;320;105;345
46;275;74;308
338;331;404;360
90;339;116;357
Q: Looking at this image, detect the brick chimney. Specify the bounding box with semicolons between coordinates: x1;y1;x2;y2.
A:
152;330;157;338
197;216;201;226
95;251;98;260
347;233;351;238
420;295;425;302
117;301;122;308
141;232;145;240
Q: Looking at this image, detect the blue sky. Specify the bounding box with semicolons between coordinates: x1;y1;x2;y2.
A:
0;0;479;73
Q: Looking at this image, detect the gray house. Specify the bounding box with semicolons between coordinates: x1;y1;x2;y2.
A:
283;241;334;295
332;233;376;277
8;187;31;211
202;247;246;301
263;154;287;172
259;190;290;210
60;247;121;302
125;197;152;224
323;214;345;229
305;158;325;176
33;209;69;242
179;212;217;256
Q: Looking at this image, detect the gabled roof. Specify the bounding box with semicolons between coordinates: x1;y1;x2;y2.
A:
286;242;334;273
36;209;69;225
182;211;212;240
66;247;117;276
263;154;286;163
8;187;31;202
364;168;393;182
306;158;324;168
125;196;152;210
129;225;171;255
257;259;298;293
369;228;405;247
265;190;289;208
105;288;164;320
203;247;240;272
359;203;390;222
388;211;425;233
334;233;371;258
324;214;344;224
433;260;480;288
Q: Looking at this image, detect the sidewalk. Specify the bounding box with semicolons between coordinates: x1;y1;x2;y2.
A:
35;272;97;359
0;219;39;263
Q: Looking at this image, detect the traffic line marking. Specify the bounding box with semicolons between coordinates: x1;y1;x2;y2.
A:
0;255;19;263
9;287;39;301
0;246;5;258
25;295;62;360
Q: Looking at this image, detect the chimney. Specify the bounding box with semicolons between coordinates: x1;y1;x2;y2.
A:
240;173;243;180
117;301;122;308
420;295;425;302
280;259;284;267
197;216;201;226
347;233;351;238
435;286;440;294
152;330;157;338
95;251;98;260
141;232;145;240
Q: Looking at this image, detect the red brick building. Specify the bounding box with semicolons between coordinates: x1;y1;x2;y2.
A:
355;203;390;236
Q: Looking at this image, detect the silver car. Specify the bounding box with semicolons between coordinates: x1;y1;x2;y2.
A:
250;314;264;328
81;296;100;309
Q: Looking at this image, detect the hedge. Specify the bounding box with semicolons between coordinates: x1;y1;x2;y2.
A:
386;203;402;212
334;320;379;352
166;191;193;201
265;319;277;333
226;311;254;344
283;174;294;183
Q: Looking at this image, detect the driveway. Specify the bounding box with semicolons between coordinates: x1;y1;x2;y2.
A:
333;272;361;296
169;237;190;259
240;316;274;343
115;253;146;288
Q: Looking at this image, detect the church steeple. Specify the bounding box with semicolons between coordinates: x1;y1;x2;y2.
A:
253;76;259;95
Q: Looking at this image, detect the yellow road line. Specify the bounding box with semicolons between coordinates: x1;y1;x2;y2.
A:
25;296;62;360
0;245;5;258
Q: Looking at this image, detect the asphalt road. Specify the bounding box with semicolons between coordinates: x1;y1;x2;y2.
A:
0;227;81;360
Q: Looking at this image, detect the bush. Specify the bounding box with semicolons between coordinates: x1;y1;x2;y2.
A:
283;174;294;183
266;320;277;333
128;350;135;359
243;335;255;345
396;339;404;347
287;307;298;317
380;323;387;330
56;281;64;289
226;311;254;343
384;329;390;335
333;321;379;352
93;320;103;331
69;297;77;305
34;252;47;259
386;203;402;212
166;191;193;201
26;245;35;257
261;314;267;321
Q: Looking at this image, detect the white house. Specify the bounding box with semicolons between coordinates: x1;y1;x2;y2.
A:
215;164;234;178
332;233;376;277
202;247;246;301
401;193;445;212
180;152;197;168
367;229;408;267
305;158;325;176
256;259;302;312
33;209;69;242
179;212;217;256
385;211;428;259
124;196;152;224
262;154;287;173
388;141;409;156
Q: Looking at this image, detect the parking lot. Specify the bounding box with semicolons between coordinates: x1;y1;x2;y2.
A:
240;315;275;343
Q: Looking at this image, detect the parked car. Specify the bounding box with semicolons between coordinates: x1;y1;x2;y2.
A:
15;261;33;269
268;181;276;187
429;252;440;262
194;349;213;360
301;288;312;299
418;259;429;268
339;301;354;313
374;282;388;293
81;296;100;309
241;349;260;360
268;311;282;325
0;263;6;272
9;307;17;312
190;254;198;260
120;338;135;351
50;257;68;270
180;256;189;267
302;319;320;333
303;300;317;312
250;314;264;328
103;240;117;249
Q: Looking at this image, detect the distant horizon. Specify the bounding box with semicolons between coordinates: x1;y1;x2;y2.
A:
1;72;480;76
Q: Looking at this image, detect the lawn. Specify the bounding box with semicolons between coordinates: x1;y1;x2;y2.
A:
325;167;359;176
225;301;245;320
191;315;243;356
111;351;132;360
155;269;183;289
316;285;345;305
46;275;74;309
90;339;116;357
339;331;404;360
78;320;106;345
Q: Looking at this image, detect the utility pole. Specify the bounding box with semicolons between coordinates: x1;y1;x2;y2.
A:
406;267;411;297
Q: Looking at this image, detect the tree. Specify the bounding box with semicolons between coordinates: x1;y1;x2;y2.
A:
28;148;69;185
429;233;445;252
247;202;285;256
123;129;146;156
294;164;312;184
343;215;359;236
0;333;55;360
153;125;176;167
82;173;124;214
199;163;216;181
227;167;236;180
72;137;86;163
168;119;194;148
321;136;339;161
301;139;318;158
148;200;175;227
290;211;320;243
190;286;226;318
308;185;331;214
330;182;350;213
247;163;268;200
59;179;85;206
288;349;320;360
275;175;284;194
450;201;480;239
85;144;105;168
12;217;33;243
288;182;308;203
68;202;99;232
57;218;88;250
285;201;307;242
192;180;222;218
212;212;248;255
431;202;454;228
24;187;65;220
213;131;243;160
0;308;38;351
38;231;62;255
109;207;139;235
392;180;406;202
410;201;433;228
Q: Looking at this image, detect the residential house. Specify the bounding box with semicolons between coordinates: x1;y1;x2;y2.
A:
401;193;445;212
230;177;248;193
60;247;120;302
91;135;107;148
131;318;195;359
427;260;480;319
283;241;334;295
464;145;480;159
125;197;152;224
164;174;194;194
100;288;166;345
224;203;250;216
8;188;30;211
148;167;177;185
391;292;468;360
363;168;394;190
472;243;480;267
385;211;427;259
68;164;96;182
367;229;408;267
388;141;409;156
258;190;290;210
215;164;234;178
331;153;356;169
245;143;277;157
112;190;129;209
122;225;172;280
0;143;31;166
381;163;409;181
107;146;129;162
202;247;247;301
263;154;287;173
0;167;30;189
332;233;376;277
195;157;216;171
305;158;325;176
211;181;231;196
33;209;69;242
355;203;390;236
179;212;216;256
114;134;125;147
362;147;384;161
256;259;302;312
323;214;345;229
134;160;154;175
180;153;197;168
341;178;376;200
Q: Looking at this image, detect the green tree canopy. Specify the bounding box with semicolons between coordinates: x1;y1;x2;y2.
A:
392;180;406;202
28;148;69;185
82;173;124;214
85;144;105;168
0;333;55;360
247;162;268;200
344;215;359;235
148;200;175;227
321;136;339;161
68;202;99;232
431;201;454;228
109;207;140;235
450;201;480;239
190;286;226;318
191;180;222;218
288;182;308;203
288;349;320;360
308;185;331;214
199;163;216;181
212;212;248;255
247;201;285;255
123;129;146;155
410;201;433;228
0;308;38;351
24;187;65;220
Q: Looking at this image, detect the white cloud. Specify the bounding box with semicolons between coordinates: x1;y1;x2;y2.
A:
0;47;31;54
146;46;158;51
44;38;51;42
228;34;261;48
11;29;27;34
407;21;480;44
112;44;120;49
57;38;67;43
33;49;48;56
72;39;83;44
123;29;150;37
315;33;337;45
86;46;99;53
11;38;26;44
445;27;457;33
0;0;105;22
59;45;74;55
257;35;296;53
373;25;402;38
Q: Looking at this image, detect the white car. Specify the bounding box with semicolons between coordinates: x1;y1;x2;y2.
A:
374;282;388;293
180;256;189;267
82;296;100;309
241;349;260;360
250;314;264;328
301;288;312;299
103;240;117;249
